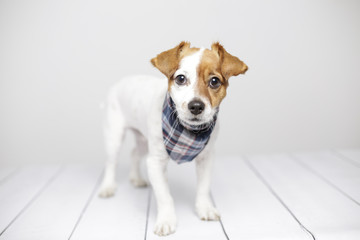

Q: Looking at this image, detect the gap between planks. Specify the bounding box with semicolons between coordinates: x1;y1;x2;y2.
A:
289;153;360;206
68;169;105;239
0;166;64;236
331;150;360;168
243;156;316;240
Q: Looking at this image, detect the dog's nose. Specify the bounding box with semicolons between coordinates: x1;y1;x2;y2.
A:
188;100;205;115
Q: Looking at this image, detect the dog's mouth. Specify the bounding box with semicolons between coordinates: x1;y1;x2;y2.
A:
172;102;219;131
179;109;219;128
184;116;208;125
178;116;215;131
189;117;200;122
179;119;214;133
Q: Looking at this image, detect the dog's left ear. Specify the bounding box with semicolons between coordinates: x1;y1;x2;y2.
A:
151;41;190;78
211;42;248;80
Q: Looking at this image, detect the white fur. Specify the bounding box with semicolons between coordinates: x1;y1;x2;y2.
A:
171;48;217;126
99;54;221;236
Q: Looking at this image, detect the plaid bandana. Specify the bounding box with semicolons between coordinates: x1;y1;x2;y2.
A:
162;93;217;164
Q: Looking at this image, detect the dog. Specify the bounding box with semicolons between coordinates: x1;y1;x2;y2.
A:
98;42;248;236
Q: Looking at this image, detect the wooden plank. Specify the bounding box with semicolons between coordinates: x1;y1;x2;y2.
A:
248;154;360;240
293;151;360;204
1;164;102;240
0;165;61;236
335;149;360;166
212;157;312;240
70;163;148;240
147;161;226;240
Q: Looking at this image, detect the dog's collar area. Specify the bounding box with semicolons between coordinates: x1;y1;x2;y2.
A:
162;93;217;163
166;93;218;133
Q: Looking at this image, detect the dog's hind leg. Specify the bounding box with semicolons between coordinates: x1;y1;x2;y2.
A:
129;129;148;188
98;91;126;198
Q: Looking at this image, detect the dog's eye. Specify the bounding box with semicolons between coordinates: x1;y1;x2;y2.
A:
175;75;187;85
209;77;221;89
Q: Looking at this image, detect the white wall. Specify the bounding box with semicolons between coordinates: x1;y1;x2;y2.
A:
1;0;359;164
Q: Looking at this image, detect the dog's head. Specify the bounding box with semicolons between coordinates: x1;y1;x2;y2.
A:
151;42;248;127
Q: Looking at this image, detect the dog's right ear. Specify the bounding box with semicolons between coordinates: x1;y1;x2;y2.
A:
151;41;190;78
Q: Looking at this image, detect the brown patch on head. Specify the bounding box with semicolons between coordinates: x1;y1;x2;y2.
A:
197;43;248;107
151;42;199;90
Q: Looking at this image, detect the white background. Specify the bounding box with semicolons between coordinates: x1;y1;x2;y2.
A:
1;0;359;164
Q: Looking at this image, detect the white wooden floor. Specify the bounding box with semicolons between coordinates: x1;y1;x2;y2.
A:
0;150;360;240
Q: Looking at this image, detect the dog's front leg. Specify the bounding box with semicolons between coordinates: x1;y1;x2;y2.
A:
195;153;220;221
147;156;176;236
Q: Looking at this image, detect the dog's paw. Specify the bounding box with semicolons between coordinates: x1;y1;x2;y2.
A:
130;177;148;188
196;204;220;221
98;182;117;198
154;214;177;236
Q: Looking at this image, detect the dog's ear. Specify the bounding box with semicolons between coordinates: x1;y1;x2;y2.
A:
211;42;248;80
151;41;190;78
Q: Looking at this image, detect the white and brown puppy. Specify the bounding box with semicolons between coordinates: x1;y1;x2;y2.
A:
99;42;247;236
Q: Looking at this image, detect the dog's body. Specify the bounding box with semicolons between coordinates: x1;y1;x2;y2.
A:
99;42;247;236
